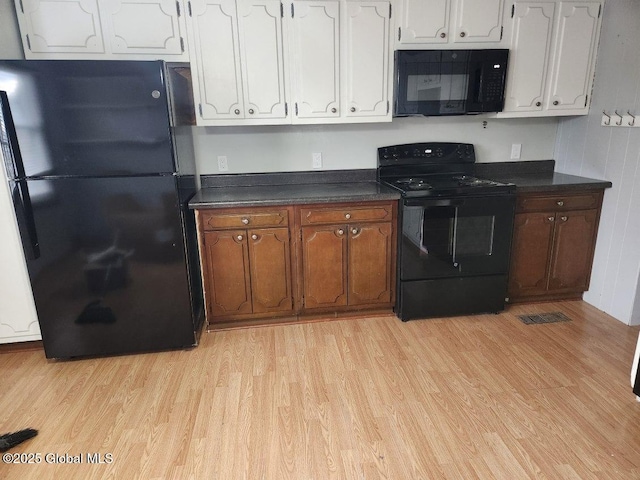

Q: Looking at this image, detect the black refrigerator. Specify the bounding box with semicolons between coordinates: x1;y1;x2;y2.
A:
0;60;203;359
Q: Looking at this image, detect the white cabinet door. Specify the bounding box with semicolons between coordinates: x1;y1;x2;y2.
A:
453;0;504;43
398;0;450;45
502;2;555;113
237;0;289;122
189;0;244;122
289;0;341;121
101;0;186;56
546;1;601;112
16;0;105;55
344;1;391;120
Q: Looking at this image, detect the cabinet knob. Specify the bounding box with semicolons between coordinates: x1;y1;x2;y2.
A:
234;109;241;115
440;32;446;38
237;235;243;241
248;109;254;114
351;227;358;235
251;234;258;240
337;229;344;236
459;31;466;38
345;213;351;219
556;200;564;206
553;100;559;106
560;216;568;222
536;101;542;107
548;216;555;222
331;107;337;113
242;218;250;225
350;107;356;112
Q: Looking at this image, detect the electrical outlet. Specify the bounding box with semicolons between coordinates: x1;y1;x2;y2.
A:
217;155;228;172
312;152;322;169
510;144;522;160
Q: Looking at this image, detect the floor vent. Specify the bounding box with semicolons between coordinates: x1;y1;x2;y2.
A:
517;312;571;325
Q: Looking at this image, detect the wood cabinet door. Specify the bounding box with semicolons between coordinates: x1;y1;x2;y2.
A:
548;209;598;292
508;211;555;298
248;228;293;314
203;230;252;316
301;225;348;309
502;2;555;113
546;1;601;113
344;1;391;120
347;222;393;306
289;0;341;121
453;0;504;43
17;0;105;55
398;0;450;44
189;0;244;122
237;0;289;122
101;0;186;57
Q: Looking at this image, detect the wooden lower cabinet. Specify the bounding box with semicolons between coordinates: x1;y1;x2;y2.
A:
507;190;603;303
196;201;397;328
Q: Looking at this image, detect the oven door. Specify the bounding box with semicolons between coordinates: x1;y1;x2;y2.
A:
400;194;515;280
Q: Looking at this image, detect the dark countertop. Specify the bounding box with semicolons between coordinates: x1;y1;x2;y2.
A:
189;182;401;208
189;162;612;209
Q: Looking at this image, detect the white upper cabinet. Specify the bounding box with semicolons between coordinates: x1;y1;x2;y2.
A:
188;0;289;125
289;0;341;121
14;0;189;60
397;0;505;47
500;1;602;117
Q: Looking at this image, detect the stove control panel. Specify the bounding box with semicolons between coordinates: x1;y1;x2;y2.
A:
378;142;475;166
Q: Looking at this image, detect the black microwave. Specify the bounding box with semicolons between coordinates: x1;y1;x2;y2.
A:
394;49;509;117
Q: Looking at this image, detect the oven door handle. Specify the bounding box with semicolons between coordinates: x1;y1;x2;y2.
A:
404;198;466;207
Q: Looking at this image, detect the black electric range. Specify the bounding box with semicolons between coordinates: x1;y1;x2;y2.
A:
377;142;516;321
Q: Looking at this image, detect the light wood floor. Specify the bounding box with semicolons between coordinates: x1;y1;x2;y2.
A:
1;300;639;480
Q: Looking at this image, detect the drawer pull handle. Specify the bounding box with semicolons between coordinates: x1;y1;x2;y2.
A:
561;216;568;222
242;218;250;225
548;216;555;222
251;234;258;240
557;200;564;206
345;213;351;219
237;235;243;241
337;229;344;236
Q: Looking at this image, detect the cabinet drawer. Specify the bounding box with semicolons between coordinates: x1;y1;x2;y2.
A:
300;203;394;225
200;209;289;230
516;192;602;213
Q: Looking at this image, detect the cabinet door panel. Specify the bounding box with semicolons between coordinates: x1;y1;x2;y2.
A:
547;2;601;112
454;0;504;43
348;222;392;305
102;0;184;55
399;0;449;44
190;0;243;120
503;2;555;113
548;209;598;291
290;0;340;119
249;228;293;313
344;1;390;118
19;0;105;53
301;225;348;309
204;230;252;316
508;212;555;297
237;0;288;120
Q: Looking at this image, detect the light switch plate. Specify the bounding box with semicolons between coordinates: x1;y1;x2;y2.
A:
510;144;522;160
312;152;322;169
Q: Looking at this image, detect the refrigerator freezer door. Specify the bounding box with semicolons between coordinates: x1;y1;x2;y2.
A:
0;60;176;177
24;175;196;358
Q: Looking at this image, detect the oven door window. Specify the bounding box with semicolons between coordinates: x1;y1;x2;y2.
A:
400;196;515;280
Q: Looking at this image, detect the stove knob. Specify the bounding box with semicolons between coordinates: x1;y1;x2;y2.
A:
436;149;443;157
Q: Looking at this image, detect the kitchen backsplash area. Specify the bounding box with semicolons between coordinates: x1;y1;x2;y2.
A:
192;115;559;175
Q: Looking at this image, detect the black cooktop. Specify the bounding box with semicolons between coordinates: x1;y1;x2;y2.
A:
377;142;515;197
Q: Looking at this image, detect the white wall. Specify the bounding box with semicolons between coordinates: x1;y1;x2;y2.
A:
194;116;558;174
0;0;24;59
555;0;640;325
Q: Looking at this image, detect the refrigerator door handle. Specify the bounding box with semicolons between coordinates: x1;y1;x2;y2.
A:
0;91;27;179
14;179;41;259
